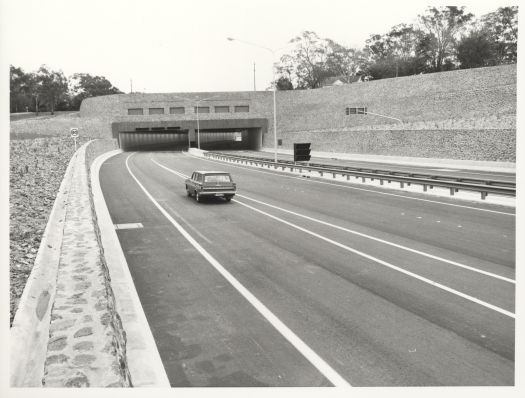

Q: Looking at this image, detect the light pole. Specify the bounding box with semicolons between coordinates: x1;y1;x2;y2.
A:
194;95;220;149
227;37;283;163
170;94;220;149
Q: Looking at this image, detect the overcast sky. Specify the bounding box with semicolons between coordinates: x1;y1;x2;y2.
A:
1;0;515;93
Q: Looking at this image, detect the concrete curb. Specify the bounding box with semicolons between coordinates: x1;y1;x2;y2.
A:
10;144;81;387
90;150;171;387
262;147;516;173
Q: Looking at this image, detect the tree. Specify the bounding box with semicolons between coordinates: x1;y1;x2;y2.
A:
285;31;331;89
10;66;32;113
363;24;429;79
456;30;497;69
481;6;518;64
69;73;122;110
324;39;365;80
275;76;294;90
276;31;363;89
35;65;69;114
418;6;474;71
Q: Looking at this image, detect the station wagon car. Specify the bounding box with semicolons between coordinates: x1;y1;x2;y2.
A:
185;171;236;202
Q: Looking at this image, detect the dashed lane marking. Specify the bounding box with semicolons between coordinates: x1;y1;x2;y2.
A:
114;223;143;230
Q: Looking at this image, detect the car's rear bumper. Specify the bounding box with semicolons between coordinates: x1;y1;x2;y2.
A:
199;190;236;196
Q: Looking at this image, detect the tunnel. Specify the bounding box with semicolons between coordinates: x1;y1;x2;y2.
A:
112;119;267;152
119;129;189;151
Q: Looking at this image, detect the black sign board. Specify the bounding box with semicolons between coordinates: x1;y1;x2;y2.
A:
293;142;311;162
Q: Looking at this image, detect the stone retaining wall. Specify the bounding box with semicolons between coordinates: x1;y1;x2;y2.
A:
278;129;516;162
78;65;516;162
42;139;130;387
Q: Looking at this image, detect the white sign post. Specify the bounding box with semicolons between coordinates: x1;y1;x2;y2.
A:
70;128;79;151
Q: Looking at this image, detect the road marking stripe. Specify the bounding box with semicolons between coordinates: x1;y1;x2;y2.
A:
231;198;514;319
150;157;515;318
114;223;144;230
128;153;351;387
234;194;514;284
188;153;515;216
152;157;515;284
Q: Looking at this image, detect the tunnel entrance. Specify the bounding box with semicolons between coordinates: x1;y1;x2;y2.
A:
196;128;261;151
119;130;189;151
112;118;267;152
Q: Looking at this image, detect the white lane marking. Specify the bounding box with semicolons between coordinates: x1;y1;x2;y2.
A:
114;223;143;230
152;157;515;284
231;198;515;319
127;154;351;387
186;153;515;216
234;194;514;284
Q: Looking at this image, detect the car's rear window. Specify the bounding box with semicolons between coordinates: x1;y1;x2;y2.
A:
204;174;232;183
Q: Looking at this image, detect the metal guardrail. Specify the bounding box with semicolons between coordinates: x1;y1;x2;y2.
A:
204;152;516;200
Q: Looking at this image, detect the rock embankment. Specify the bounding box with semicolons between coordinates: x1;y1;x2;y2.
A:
9;113;111;324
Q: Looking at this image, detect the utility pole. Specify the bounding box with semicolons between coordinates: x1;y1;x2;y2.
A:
253;62;256;91
130;79;133;94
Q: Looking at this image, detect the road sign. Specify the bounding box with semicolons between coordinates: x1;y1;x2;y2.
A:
70;128;79;138
293;142;311;162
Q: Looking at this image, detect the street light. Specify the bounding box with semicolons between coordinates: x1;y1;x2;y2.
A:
171;94;221;149
227;37;283;163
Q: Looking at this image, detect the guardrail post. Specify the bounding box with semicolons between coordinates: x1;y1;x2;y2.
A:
423;185;427;192
333;173;336;178
347;175;350;180
400;182;404;188
450;188;455;196
481;192;487;200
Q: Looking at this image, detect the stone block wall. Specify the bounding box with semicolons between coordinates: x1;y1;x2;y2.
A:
79;65;516;161
278;129;516;161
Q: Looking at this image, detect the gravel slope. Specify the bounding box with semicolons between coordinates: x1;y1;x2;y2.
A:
9;113;112;324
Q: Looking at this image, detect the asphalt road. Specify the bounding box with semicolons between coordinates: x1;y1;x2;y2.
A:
99;151;515;387
225;150;516;183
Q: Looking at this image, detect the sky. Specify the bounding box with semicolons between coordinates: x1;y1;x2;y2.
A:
0;0;516;93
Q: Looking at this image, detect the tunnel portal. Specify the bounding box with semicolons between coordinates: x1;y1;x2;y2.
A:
112;119;267;152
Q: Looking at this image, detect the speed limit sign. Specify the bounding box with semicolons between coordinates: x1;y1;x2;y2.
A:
70;128;79;151
70;128;79;138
